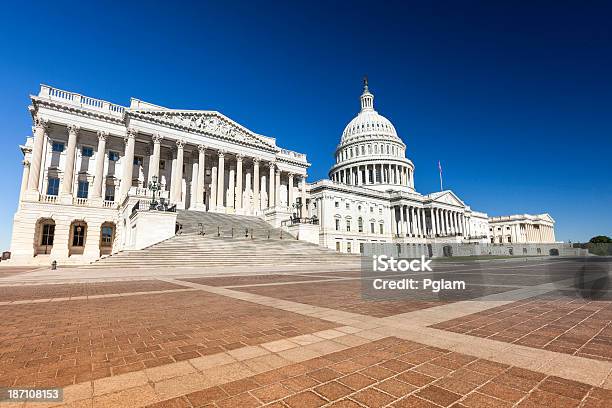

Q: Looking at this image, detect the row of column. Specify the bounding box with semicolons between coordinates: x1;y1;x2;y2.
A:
22;120;308;215
391;206;468;238
332;163;412;187
141;132;307;214
24;118;113;202
525;224;555;243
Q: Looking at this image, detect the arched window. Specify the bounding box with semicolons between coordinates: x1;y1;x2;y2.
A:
358;217;363;233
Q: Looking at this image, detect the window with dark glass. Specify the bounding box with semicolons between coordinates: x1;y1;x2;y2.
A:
52;142;64;152
82;146;93;157
41;224;55;246
47;177;60;196
72;225;85;247
109;151;119;161
133;156;143;166
101;226;113;245
105;185;115;202
77;181;89;198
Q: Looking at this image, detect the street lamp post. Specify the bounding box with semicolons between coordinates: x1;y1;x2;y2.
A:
148;176;160;209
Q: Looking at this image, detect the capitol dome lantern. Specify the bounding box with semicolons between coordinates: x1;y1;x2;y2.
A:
329;78;415;192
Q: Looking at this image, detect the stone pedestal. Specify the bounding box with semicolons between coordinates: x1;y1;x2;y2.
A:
286;223;320;245
127;210;177;250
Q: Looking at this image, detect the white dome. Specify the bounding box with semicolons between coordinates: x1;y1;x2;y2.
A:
339;83;401;145
329;80;415;193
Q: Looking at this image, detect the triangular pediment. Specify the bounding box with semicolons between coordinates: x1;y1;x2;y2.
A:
127;109;277;150
428;190;466;207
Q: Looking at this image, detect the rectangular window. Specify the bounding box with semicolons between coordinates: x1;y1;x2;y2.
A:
335;219;340;231
109;151;119;161
346;220;351;232
101;226;113;245
134;156;143;166
105;185;115;202
335;242;341;252
72;225;85;247
77;181;89;199
160;160;165;170
41;224;55;246
379;224;384;234
81;147;93;157
370;223;375;233
347;242;352;253
359;243;364;253
46;177;60;196
52;142;64;152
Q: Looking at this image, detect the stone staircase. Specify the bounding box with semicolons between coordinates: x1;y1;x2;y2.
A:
175;210;290;239
87;211;359;269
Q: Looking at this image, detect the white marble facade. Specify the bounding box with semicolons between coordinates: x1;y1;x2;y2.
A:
10;85;308;264
10;82;557;263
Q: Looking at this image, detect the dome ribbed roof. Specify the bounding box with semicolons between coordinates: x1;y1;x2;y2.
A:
340;81;401;144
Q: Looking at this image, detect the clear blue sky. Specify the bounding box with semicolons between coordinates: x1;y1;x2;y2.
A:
1;0;610;249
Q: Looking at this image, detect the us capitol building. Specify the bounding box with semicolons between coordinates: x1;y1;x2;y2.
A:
9;82;556;264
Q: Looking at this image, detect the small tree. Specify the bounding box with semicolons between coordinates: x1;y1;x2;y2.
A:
589;235;612;244
587;236;612;255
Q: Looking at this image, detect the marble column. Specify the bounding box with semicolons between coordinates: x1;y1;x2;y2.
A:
275;169;281;207
288;173;294;210
91;131;108;199
409;207;415;236
216;151;225;209
358;166;363;185
235;154;243;211
210;165;217;209
173;140;185;204
421;208;427;236
391;206;397;235
190;155;198;210
19;160;30;201
27;117;48;194
196;145;206;208
60;124;79;198
268;162;275;208
228;165;235;209
253;158;260;211
431;208;437;236
300;175;307;218
147;133;163;183
119;128;136;199
399;206;405;236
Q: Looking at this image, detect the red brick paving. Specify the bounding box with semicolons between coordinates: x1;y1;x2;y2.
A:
431;290;612;362
0;290;336;388
144;337;612;407
0;280;187;302
234;280;447;317
180;274;338;287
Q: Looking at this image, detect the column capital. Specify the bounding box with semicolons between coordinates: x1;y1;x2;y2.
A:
97;130;108;141
22;159;30;167
235;153;244;162
268;161;276;169
287;172;295;178
67;123;80;135
217;150;226;158
197;144;207;152
33;116;48;130
125;128;137;140
252;157;261;164
175;139;186;148
152;132;164;143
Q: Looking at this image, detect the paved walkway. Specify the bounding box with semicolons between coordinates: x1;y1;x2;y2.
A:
0;259;610;407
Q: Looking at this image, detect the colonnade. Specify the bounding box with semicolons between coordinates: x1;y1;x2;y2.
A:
390;205;470;238
331;163;413;187
23;119;308;216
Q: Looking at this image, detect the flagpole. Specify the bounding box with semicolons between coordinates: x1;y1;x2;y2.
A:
438;161;443;191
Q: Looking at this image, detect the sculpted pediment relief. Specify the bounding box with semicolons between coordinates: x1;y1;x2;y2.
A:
433;191;465;207
129;109;276;150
